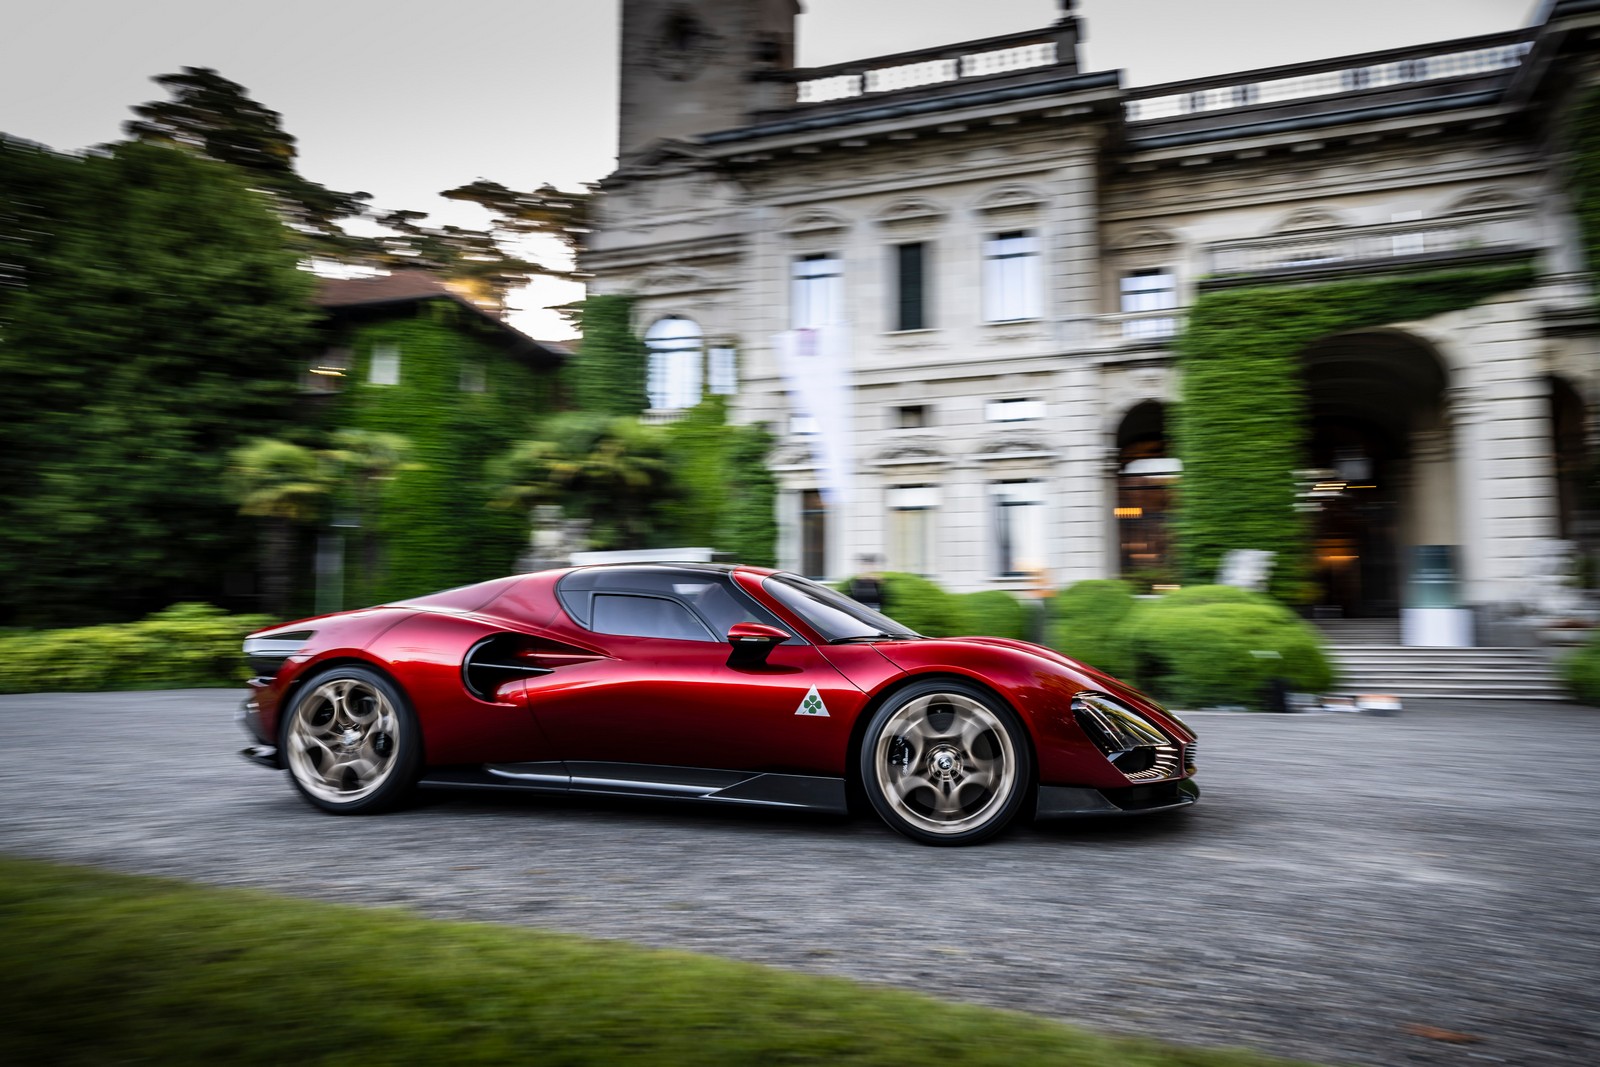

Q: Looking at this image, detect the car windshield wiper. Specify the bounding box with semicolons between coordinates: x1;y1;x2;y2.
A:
830;632;915;643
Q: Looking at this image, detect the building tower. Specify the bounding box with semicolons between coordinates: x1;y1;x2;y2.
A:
617;0;800;163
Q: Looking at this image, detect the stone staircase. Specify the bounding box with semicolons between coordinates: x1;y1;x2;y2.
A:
1315;620;1569;703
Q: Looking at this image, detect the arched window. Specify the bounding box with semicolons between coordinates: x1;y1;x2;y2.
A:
645;317;703;411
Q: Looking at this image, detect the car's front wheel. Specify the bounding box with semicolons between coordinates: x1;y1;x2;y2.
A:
281;666;419;814
860;680;1031;845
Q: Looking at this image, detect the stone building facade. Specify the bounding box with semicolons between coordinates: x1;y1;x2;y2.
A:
582;0;1600;628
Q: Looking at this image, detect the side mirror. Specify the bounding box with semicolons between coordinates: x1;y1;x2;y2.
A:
726;622;791;667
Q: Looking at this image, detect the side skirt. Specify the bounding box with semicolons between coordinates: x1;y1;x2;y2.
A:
418;761;849;815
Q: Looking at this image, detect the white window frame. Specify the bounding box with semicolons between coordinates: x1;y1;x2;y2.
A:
369;343;400;386
991;479;1046;578
985;398;1046;423
792;253;843;329
982;231;1041;323
887;484;939;576
645;317;704;411
708;346;737;396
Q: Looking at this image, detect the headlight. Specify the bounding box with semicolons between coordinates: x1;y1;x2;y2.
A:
1072;692;1181;780
1072;692;1167;755
243;631;314;679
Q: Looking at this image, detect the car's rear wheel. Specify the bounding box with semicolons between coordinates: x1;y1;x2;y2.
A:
281;666;419;814
860;680;1031;846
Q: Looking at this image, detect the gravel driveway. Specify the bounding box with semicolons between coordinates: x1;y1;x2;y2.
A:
2;690;1596;1065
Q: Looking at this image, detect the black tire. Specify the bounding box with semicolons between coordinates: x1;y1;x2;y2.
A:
858;679;1031;846
279;665;420;815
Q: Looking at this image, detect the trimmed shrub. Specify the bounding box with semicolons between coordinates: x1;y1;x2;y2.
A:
1561;633;1600;705
0;604;270;694
877;573;973;637
1048;580;1137;677
954;590;1030;640
1125;585;1333;709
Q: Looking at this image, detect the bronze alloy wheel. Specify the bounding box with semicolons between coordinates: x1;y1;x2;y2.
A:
861;680;1030;845
282;666;418;814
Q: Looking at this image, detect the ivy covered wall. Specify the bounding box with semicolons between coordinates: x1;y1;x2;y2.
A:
327;299;553;602
665;397;778;565
1176;262;1536;601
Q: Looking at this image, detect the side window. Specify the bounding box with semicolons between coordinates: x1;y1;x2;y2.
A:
591;594;716;642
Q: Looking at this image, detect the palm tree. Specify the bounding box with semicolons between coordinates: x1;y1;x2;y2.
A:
491;414;676;550
225;438;332;617
320;430;415;603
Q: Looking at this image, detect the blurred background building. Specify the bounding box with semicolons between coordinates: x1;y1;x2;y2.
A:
582;0;1597;634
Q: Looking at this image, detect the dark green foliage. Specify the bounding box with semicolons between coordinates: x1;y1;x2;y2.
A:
1177;264;1536;601
328;304;551;602
876;573;973;636
1122;585;1334;710
665;397;778;564
126;67;371;261
564;294;648;416
1567;86;1600;283
0;604;270;694
1048;579;1138;677
492;412;678;552
1561;631;1600;705
0;856;1308;1067
953;590;1030;640
0;138;316;627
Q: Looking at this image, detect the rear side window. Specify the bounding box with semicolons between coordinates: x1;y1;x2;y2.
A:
557;565;798;643
591;594;716;642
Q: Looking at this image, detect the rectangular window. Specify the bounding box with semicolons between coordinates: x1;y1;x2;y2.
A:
888;485;939;576
992;480;1046;578
790;413;818;436
792;253;842;329
982;230;1041;322
985;398;1045;422
893;242;927;331
801;489;828;580
1120;268;1178;340
459;362;486;393
708;346;737;395
895;404;930;429
369;343;400;386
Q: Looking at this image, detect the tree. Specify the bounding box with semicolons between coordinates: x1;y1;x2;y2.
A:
225;438;334;617
321;429;416;604
372;181;593;314
125;66;372;261
0;138;316;626
491;415;677;550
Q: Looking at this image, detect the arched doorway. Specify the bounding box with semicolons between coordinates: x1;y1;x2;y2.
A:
1114;401;1180;592
1300;331;1452;618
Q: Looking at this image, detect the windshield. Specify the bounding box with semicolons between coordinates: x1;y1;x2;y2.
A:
762;573;920;642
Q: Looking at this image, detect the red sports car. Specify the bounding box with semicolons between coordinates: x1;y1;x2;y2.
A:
238;564;1197;845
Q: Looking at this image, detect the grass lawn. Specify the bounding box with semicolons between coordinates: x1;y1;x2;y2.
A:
0;855;1310;1066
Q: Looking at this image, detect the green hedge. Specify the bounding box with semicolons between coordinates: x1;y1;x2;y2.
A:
1126;585;1333;710
1048;580;1138;678
955;590;1030;641
1561;632;1600;705
0;604;269;694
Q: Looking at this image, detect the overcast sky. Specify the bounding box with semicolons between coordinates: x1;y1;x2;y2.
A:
1;0;1540;337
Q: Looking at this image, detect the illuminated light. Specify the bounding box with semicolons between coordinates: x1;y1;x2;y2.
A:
1322;554;1358;562
1347;484;1376;489
1152;584;1181;592
309;367;347;377
1311;481;1347;492
1113;507;1143;518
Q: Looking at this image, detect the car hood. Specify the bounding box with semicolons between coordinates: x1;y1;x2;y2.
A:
873;635;1193;740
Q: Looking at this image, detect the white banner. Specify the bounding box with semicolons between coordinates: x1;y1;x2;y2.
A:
773;325;854;508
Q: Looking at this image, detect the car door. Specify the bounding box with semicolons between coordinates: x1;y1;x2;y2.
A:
526;585;863;777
